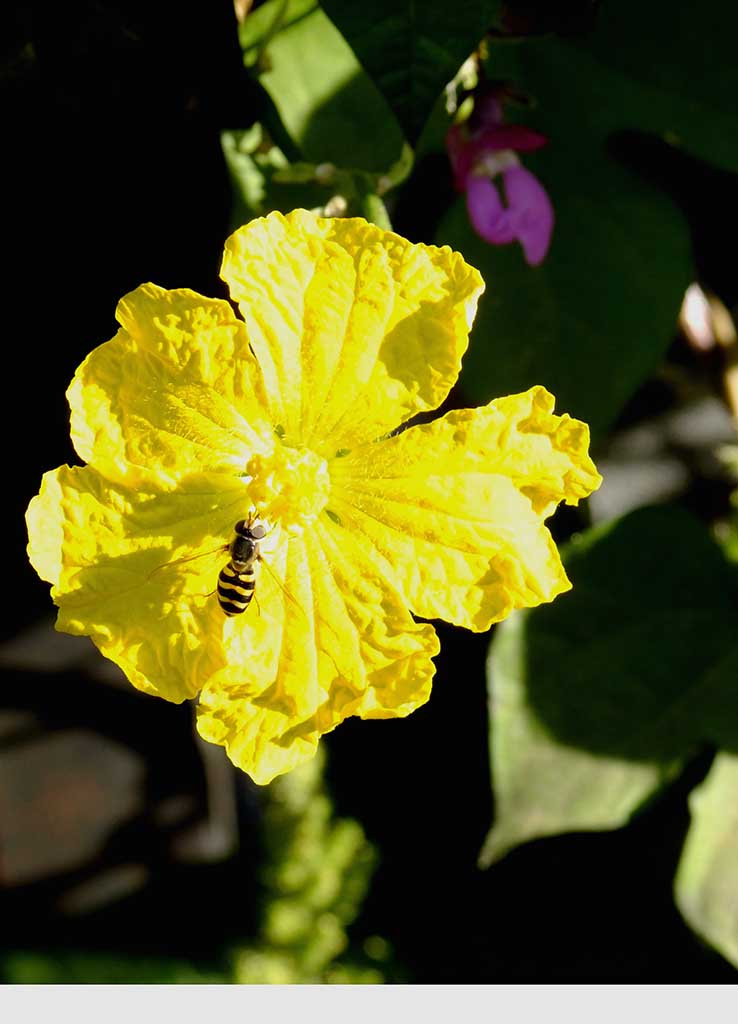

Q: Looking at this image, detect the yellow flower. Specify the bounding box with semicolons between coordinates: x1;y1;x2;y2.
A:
26;209;601;784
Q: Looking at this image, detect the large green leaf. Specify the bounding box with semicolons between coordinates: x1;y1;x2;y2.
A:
675;753;738;968
319;1;501;141
480;609;674;866
487;1;738;175
481;506;738;866
437;153;691;434
432;0;738;431
560;0;738;174
239;0;404;172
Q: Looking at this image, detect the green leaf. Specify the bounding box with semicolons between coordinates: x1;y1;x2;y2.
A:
675;753;738;968
438;157;691;434
480;610;674;867
221;126;331;231
433;0;738;430
222;125;286;221
319;1;501;141
358;191;392;231
0;950;225;984
481;506;738;866
553;0;738;174
239;0;405;172
486;1;738;175
221;126;393;230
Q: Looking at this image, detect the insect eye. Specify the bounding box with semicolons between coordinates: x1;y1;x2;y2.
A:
252;524;266;539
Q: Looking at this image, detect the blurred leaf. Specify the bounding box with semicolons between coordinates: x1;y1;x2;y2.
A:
0;950;225;984
240;0;309;64
359;191;392;230
239;0;404;171
221;125;329;227
497;0;738;175
434;0;738;430
233;748;387;984
222;124;396;230
438;156;691;433
221;125;286;222
718;512;738;565
480;610;674;866
675;753;738;968
319;1;501;141
481;506;738;866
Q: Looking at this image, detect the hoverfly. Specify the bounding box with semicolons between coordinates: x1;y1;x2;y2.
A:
149;510;355;684
217;515;267;617
149;512;294;619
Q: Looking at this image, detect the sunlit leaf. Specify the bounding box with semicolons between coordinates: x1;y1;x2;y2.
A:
240;0;404;171
221;125;332;227
481;506;738;866
438;159;691;434
480;610;674;867
319;1;501;141
675;753;738;969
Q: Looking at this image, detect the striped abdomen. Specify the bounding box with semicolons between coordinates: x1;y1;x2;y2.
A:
217;561;255;617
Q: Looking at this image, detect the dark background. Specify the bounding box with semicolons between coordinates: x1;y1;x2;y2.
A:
3;0;737;983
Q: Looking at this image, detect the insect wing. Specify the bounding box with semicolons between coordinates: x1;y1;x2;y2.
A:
147;542;228;581
257;551;308;621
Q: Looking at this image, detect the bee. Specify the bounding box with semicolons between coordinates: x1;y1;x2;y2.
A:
216;515;267;617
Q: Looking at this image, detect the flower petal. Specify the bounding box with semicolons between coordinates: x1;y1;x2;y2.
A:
502;165;555;267
481;125;548;153
465;175;517;245
69;283;273;489
446;123;478;190
26;464;254;701
329;387;601;631
220;210;484;453
196;521;439;785
471;93;504;132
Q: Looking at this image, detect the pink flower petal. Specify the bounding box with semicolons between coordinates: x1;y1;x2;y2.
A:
481;125;549;153
502;165;554;266
446;124;475;190
465;175;517;245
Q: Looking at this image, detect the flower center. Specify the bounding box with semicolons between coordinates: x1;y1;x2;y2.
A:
245;444;330;531
472;148;519;179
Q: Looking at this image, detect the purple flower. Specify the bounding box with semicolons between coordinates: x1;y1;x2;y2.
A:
447;95;554;266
